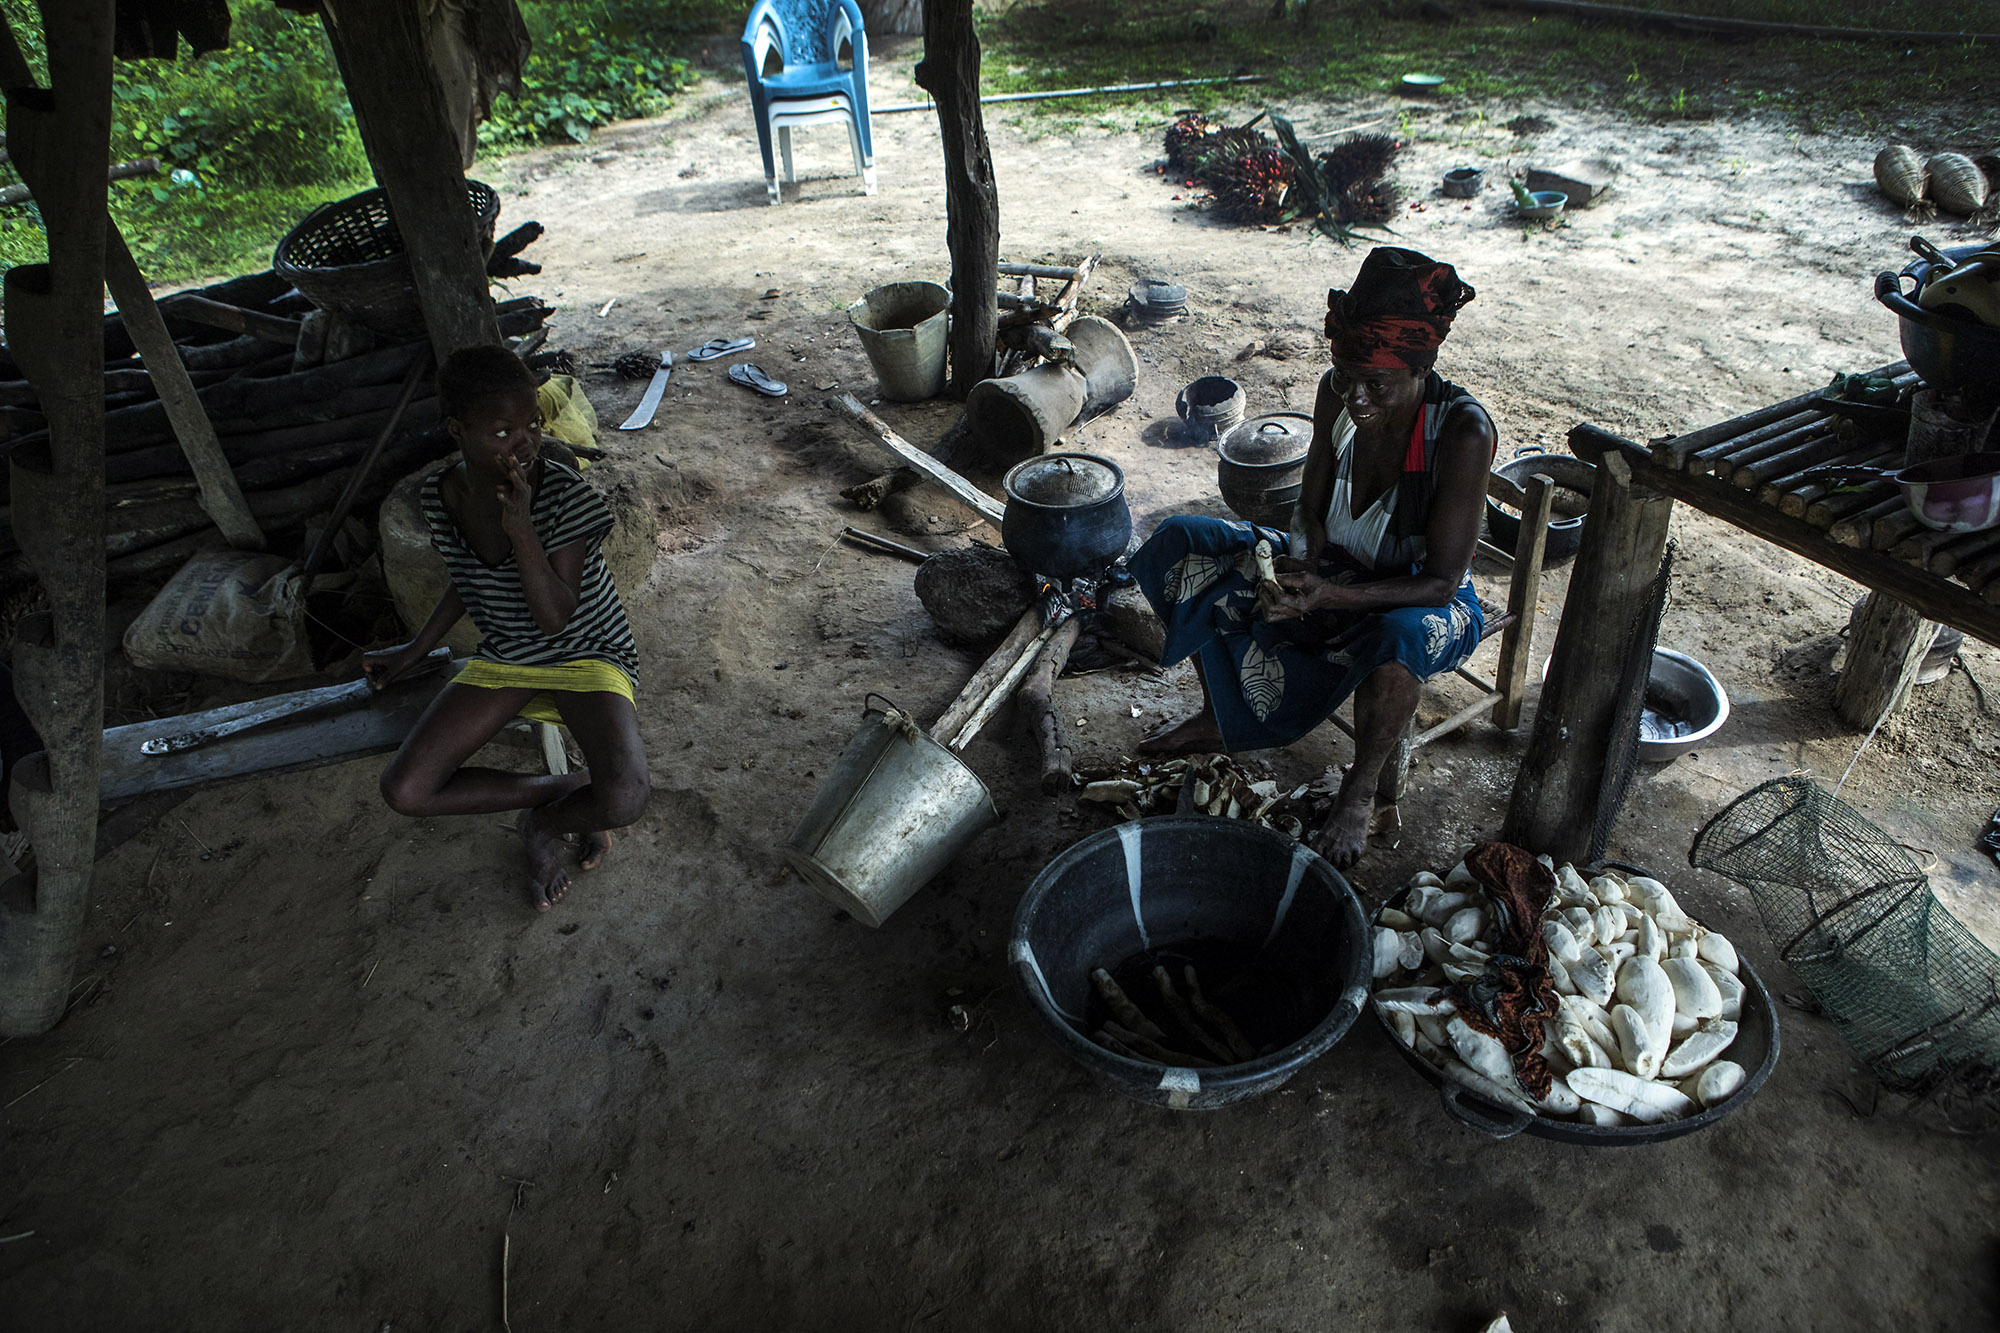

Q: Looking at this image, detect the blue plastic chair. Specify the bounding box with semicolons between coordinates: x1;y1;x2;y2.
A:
741;0;876;205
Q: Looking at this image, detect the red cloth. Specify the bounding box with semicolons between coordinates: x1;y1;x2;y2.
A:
1324;246;1476;370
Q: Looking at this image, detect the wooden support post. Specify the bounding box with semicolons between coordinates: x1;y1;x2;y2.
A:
1833;592;1932;729
0;0;113;1037
318;0;499;362
1503;447;1675;863
916;0;999;397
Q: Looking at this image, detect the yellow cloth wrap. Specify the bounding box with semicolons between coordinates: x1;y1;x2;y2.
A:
536;375;598;459
453;657;634;724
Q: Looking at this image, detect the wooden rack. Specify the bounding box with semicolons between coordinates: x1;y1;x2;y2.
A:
1642;359;2000;620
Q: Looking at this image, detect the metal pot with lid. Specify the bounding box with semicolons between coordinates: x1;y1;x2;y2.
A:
1217;411;1313;527
1001;452;1132;581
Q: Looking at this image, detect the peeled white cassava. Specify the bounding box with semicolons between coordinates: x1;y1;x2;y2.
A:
1875;144;1935;222
1567;1067;1697;1124
1661;1018;1738;1080
1694;1060;1748;1108
1663;957;1724;1020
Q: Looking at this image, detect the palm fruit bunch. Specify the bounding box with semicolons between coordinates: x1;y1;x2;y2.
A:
1163;113;1219;173
1316;133;1402;223
1210;148;1297;223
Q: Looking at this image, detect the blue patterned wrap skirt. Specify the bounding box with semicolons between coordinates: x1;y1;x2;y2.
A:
1128;515;1483;752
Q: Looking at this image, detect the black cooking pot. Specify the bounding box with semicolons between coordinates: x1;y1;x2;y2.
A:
1875;242;2000;409
1485;446;1596;565
1001;452;1131;581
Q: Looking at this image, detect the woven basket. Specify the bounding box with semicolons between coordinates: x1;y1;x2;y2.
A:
274;180;501;337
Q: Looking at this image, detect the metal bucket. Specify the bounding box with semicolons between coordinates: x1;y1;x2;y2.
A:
785;699;997;927
848;280;950;402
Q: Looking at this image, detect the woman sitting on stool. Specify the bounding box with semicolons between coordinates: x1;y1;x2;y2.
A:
1130;246;1497;868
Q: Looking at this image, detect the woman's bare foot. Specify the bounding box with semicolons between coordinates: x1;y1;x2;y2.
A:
579;829;612;871
1312;796;1373;869
1138;710;1225;756
517;806;571;911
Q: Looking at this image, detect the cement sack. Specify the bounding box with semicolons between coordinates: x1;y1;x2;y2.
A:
123;550;316;683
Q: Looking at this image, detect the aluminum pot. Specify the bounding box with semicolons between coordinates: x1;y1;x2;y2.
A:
1485;446;1597;563
1001;452;1131;581
1875;243;2000;408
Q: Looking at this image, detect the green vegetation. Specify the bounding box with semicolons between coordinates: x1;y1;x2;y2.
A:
0;0;731;286
977;0;2000;137
0;0;1992;286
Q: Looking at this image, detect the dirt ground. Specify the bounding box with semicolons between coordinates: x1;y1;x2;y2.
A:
5;45;2000;1330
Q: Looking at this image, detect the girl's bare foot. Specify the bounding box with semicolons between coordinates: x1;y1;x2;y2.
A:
579;829;612;871
1138;711;1225;756
517;807;571;911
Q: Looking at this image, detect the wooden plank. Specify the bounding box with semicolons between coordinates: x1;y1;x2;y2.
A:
1956;544;2000;593
1806;480;1899;528
1729;428;1853;490
103;227;265;549
1649;361;1910;470
96;670;449;803
1713;421;1831;485
1570;424;2000;649
1827;496;1911;548
1773;442;1899;516
1686;409;1825;477
1872;505;1929;551
1493;473;1554;731
826;392;1006;527
1931;527;2000;578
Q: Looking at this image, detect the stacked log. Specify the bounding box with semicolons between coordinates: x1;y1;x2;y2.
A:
0;266;553;583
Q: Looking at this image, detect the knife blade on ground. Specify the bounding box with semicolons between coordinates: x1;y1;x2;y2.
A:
616;350;674;431
140;647;454;756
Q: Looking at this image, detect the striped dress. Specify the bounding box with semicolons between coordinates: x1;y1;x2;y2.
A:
423;451;639;682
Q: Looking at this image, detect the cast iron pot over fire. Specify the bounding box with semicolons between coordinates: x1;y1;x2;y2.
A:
1001;453;1132;582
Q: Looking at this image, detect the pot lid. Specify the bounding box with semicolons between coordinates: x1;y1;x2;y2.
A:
1005;453;1125;507
1219;412;1313;467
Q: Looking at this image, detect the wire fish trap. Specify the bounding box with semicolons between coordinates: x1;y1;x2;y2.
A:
275;181;502;337
1690;776;2000;1115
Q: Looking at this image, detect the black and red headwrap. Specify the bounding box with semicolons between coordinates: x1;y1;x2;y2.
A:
1324;246;1476;370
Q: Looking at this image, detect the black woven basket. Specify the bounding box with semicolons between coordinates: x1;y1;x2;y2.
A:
274;180;501;337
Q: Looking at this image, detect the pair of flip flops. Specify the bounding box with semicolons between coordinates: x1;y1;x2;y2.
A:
727;362;788;397
685;336;757;362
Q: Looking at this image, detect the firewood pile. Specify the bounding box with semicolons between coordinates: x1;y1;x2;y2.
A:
0;225;553;590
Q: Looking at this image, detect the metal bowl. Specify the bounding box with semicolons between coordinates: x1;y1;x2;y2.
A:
1639;648;1730;762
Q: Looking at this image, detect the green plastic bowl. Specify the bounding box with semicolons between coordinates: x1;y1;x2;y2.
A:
1400;72;1445;93
1517;190;1567;220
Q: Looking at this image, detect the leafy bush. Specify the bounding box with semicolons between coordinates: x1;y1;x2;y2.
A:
479;0;708;148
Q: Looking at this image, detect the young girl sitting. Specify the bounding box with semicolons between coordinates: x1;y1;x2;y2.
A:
364;345;649;911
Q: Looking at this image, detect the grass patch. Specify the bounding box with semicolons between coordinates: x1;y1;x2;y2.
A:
978;0;2000;140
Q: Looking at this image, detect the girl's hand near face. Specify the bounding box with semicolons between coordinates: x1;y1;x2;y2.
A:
497;454;536;539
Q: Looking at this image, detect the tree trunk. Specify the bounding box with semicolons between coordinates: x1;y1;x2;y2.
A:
915;0;998;398
318;0;499;363
859;0;924;35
